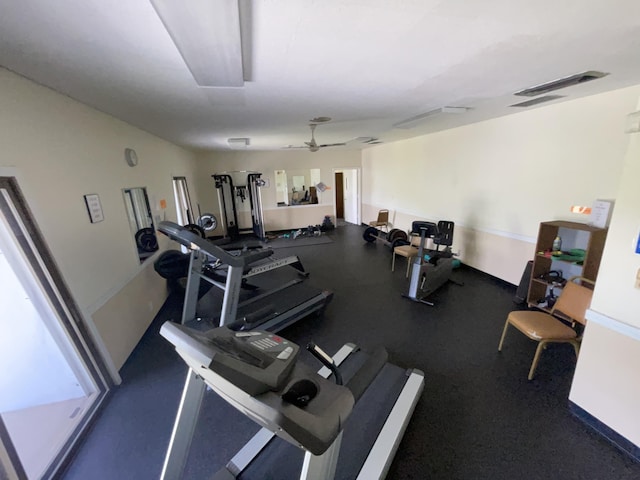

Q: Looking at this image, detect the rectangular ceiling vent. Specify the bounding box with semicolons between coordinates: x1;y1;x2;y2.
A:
393;106;470;129
510;95;565;108
514;70;608;97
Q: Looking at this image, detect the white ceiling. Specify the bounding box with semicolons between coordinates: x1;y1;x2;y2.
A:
2;0;640;152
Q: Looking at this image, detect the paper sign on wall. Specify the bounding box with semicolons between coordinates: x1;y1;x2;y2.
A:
589;199;614;228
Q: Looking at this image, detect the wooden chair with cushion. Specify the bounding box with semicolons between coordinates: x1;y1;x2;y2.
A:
369;209;389;233
498;276;594;380
391;234;422;277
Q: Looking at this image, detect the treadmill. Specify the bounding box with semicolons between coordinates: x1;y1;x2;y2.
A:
157;221;332;331
160;322;425;480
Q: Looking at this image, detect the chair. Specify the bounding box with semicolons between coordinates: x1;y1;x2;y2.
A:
369;209;389;232
498;276;594;380
391;234;422;277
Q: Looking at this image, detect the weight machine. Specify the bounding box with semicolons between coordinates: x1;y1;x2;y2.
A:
213;171;266;241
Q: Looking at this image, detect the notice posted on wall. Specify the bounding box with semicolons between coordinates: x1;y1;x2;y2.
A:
589;199;614;229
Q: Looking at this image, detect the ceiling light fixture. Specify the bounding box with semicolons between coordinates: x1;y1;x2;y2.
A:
514;70;608;97
228;137;249;148
150;0;245;87
309;116;332;124
393;106;470;129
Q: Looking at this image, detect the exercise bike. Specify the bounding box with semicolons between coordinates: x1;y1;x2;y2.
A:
403;220;461;306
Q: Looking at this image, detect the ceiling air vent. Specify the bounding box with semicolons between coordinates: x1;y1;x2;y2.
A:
393;106;470;129
514;70;608;97
510;95;564;108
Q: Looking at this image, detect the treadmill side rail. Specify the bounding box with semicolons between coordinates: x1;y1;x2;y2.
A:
356;369;425;480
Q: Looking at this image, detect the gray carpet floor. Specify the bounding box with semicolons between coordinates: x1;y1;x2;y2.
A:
62;223;640;480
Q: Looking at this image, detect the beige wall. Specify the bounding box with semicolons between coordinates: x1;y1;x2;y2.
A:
193;149;361;232
570;105;640;447
0;68;199;371
362;85;640;450
362;85;640;284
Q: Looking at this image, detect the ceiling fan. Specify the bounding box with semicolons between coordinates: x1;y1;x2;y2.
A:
286;118;347;152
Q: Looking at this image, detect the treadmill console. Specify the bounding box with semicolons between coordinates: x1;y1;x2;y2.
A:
160;322;299;395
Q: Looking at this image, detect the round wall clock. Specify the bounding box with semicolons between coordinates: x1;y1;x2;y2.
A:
125;148;138;167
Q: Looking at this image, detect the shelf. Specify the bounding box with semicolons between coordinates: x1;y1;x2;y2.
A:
535;253;584;265
531;278;565;287
539;220;605;233
527;220;607;307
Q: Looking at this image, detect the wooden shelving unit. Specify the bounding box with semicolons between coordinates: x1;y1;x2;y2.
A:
527;220;607;312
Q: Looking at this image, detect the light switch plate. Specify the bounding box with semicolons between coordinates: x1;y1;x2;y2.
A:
625;111;640;133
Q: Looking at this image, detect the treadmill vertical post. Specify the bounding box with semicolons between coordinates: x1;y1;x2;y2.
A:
300;432;343;480
182;251;204;324
219;264;244;326
160;368;207;480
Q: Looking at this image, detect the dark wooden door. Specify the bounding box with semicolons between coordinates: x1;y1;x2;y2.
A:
335;172;344;219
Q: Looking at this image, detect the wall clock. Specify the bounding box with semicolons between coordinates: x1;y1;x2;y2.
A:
125;148;138;167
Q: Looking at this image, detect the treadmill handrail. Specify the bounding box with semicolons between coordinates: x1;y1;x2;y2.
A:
158;221;272;267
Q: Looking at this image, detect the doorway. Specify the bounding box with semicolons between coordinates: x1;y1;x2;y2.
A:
0;177;111;479
333;168;360;225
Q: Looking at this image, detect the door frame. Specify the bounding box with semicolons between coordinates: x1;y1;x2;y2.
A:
333;168;361;225
0;176;113;478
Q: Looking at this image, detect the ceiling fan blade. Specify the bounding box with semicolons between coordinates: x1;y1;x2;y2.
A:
319;143;347;148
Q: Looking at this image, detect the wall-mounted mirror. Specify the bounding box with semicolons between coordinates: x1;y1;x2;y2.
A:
122;187;158;263
275;168;321;206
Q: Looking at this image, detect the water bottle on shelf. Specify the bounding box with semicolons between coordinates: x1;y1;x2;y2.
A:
552;235;562;252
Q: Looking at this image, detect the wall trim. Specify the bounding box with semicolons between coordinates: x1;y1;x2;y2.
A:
83;238;168;316
569;401;640;463
363;203;537;244
263;203;328;212
585;309;640;341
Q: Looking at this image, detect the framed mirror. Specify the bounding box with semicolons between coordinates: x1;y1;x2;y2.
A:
276;168;321;206
122;187;158;263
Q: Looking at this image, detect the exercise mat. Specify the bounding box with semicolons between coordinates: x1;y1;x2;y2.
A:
264;235;333;249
